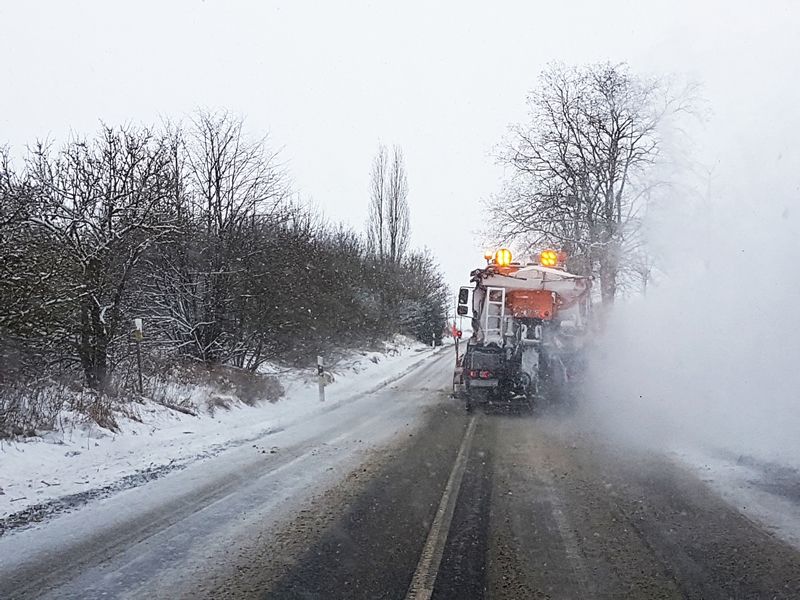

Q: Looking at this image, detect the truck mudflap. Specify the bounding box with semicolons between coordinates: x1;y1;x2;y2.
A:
466;378;498;389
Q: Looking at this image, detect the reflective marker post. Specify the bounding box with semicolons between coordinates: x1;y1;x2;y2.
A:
134;318;143;395
317;356;325;402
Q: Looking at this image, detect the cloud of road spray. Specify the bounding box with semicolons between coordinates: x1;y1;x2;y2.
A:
581;140;800;463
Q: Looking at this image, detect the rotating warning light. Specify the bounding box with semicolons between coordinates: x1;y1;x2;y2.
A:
483;249;493;261
540;249;558;267
494;248;512;266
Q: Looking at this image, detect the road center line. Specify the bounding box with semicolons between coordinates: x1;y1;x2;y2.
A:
546;486;594;598
405;414;477;600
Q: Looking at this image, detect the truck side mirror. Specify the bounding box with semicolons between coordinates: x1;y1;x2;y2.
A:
457;305;468;316
458;287;469;305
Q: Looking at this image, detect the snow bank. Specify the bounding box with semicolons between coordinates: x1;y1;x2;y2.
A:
0;335;441;529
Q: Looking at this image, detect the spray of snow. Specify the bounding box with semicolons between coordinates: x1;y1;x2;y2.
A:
583;135;800;460
577;117;800;545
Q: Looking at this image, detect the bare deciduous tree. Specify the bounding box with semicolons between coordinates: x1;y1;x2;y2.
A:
386;145;410;264
366;143;410;264
366;144;387;261
152;109;292;364
186;108;290;233
26;125;177;389
0;116;451;434
488;62;697;303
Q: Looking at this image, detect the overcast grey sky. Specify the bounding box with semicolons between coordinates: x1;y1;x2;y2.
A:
1;0;798;293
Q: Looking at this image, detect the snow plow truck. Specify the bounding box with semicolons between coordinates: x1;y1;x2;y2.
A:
453;248;592;411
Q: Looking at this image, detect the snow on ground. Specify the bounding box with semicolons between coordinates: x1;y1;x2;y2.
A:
670;444;800;551
0;336;444;527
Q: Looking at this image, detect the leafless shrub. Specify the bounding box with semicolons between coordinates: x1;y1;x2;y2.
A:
0;381;65;438
198;363;284;406
147;376;197;416
236;371;284;406
147;359;284;415
206;393;233;415
66;389;119;432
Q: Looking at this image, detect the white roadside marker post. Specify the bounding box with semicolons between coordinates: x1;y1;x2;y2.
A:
134;318;144;395
317;355;325;402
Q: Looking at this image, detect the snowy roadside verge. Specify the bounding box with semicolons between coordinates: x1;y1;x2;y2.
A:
670;445;800;551
0;337;452;534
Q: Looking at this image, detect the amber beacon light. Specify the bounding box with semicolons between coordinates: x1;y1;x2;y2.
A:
494;248;512;266
539;249;558;267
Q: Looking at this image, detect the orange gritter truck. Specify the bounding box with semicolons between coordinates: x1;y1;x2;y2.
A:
453;249;592;411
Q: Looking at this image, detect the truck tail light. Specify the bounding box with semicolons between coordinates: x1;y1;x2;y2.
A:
468;369;492;379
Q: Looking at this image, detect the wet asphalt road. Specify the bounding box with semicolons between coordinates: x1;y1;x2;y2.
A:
239;403;800;599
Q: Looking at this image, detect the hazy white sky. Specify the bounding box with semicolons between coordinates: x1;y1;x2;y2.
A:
1;0;798;292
